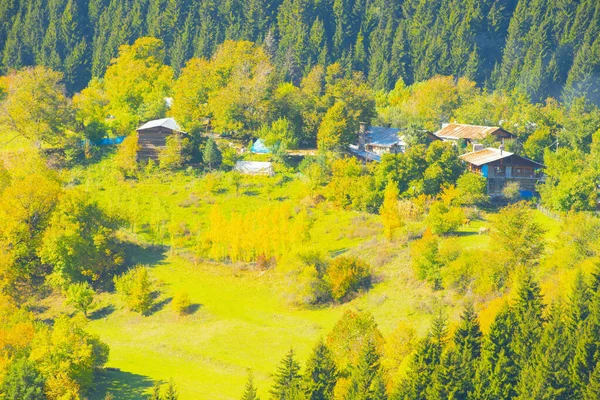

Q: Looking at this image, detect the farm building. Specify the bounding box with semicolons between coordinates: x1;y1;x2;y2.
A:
434;123;515;144
234;161;274;176
349;123;408;162
136;117;185;161
460;146;545;198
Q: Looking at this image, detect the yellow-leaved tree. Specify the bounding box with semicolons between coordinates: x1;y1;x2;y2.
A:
103;37;173;134
0;66;75;147
380;181;402;240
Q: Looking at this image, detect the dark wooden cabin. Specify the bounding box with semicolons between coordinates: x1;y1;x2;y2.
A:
460;147;545;198
136;118;184;161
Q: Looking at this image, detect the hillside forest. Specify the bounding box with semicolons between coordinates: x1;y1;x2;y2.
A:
0;0;600;104
0;1;600;399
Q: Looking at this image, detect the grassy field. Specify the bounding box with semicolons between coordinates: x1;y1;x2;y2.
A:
33;155;564;399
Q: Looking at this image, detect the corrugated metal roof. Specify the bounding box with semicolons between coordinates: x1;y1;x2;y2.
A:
137;117;181;132
459;147;514;166
348;145;381;162
434;123;508;140
366;126;406;147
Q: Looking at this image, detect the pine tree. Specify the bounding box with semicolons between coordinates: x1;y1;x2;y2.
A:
203;138;222;170
242;370;260;400
303;339;337;400
346;337;384;400
270;349;303;400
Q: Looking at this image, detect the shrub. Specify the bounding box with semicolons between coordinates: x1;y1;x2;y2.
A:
159;135;191;170
426;201;464;234
456;172;488;206
113;266;153;315
115;134;139;176
326;256;371;301
172;290;191;315
410;229;442;289
503;181;521;202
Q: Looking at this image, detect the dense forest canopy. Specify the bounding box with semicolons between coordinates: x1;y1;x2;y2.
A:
1;0;599;103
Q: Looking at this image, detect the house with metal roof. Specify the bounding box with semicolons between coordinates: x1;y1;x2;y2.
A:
434;123;515;143
349;123;408;161
460;146;545;198
136;117;185;161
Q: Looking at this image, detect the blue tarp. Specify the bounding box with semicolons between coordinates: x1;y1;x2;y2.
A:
251;138;271;154
481;165;488;178
519;190;534;199
83;136;127;146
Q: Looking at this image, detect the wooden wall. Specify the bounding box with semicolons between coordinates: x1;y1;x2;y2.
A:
137;127;176;161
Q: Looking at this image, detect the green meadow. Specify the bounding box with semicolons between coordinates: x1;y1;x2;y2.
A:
31;156;562;399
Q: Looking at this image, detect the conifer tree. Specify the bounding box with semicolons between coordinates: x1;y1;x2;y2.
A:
303;339;337;400
346;337;385;400
203;138;222;170
242;370;259;400
270;349;303;400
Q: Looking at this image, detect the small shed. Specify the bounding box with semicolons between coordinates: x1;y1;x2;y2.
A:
251;139;271;154
136;117;184;161
234;161;274;176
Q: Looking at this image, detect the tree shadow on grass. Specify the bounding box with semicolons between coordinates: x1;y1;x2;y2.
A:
91;369;154;400
123;242;169;269
149;295;173;315
89;304;115;320
185;303;202;315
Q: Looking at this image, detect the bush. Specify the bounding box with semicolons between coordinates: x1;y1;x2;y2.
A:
426;201;464;234
326;256;371;301
159;135;191;170
115;134;139;176
114;266;153;315
410;229;442;289
172;290;191;315
456;172;488;206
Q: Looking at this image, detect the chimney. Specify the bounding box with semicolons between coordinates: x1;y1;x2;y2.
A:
358;122;367;150
473;143;484;152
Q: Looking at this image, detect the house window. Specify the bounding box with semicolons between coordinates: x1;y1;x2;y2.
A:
494;166;506;176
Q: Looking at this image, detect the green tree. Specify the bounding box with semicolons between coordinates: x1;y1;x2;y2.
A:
491;202;545;270
113;266;154;315
303;339;337;400
242;370;260;400
317;101;350;152
0;357;46;400
203;138;222;170
103;37;173;134
270;349;303;400
456;173;488;206
0;66;75;146
346;337;386;400
65;282;95;317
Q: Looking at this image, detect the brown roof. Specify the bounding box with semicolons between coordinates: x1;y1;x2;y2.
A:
460;147;545;167
434;123;513;140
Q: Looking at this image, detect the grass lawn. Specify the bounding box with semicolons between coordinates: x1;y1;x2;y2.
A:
35;156;567;399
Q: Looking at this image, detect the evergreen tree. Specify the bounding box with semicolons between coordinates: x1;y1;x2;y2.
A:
242;370;260;400
270;349;303;400
203;138;222;170
346;337;385;400
303;339;337;400
0;357;46;400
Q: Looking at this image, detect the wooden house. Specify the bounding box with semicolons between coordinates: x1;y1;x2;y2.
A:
136;118;184;161
349;123;408;162
434;123;515;144
460;147;545;198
